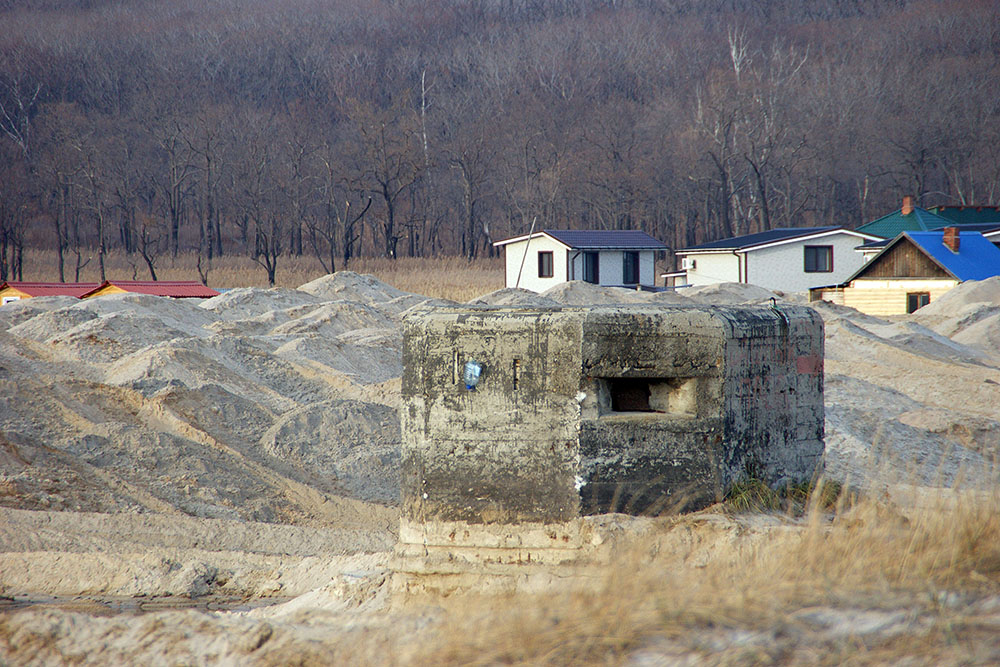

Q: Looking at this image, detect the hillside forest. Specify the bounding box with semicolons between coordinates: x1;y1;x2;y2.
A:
0;0;998;284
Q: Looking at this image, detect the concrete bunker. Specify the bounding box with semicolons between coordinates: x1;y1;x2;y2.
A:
400;304;825;526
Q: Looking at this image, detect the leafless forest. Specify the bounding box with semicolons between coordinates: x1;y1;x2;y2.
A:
0;0;998;284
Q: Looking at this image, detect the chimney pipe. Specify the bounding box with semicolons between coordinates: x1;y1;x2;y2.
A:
943;227;960;253
901;196;914;216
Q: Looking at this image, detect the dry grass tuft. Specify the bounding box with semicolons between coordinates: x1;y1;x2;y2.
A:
19;249;504;302
412;485;1000;665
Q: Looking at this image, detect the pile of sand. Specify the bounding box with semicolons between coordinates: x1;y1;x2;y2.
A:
5;275;1000;663
0;276;411;525
5;276;1000;525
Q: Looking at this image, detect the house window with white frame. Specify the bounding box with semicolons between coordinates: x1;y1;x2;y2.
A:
804;245;833;273
537;251;554;278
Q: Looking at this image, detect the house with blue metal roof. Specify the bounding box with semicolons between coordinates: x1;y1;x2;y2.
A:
673;226;880;293
493;229;667;293
812;229;1000;315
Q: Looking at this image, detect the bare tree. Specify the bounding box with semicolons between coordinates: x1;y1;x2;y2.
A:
344;98;423;259
0;47;41;161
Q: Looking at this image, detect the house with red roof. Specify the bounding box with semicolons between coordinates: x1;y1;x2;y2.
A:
0;281;101;304
80;280;220;299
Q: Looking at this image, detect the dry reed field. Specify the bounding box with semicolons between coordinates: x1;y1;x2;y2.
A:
405;486;1000;665
18;249;505;302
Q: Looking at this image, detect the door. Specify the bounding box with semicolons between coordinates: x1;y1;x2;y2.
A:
623;251;639;285
584;252;600;284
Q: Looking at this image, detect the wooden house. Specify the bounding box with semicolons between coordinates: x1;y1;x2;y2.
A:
811;229;1000;315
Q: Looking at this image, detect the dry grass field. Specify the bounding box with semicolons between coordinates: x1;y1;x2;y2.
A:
18;249;505;302
406;488;1000;665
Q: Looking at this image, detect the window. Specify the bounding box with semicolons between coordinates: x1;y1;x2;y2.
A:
603;377;698;416
623;251;639;284
537;251;553;278
584;252;600;284
907;292;930;313
804;245;833;273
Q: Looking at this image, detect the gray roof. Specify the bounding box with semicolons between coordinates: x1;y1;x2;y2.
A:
544;229;666;249
495;229;666;250
681;227;843;252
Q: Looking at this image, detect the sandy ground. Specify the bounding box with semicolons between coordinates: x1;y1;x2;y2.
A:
4;274;1000;663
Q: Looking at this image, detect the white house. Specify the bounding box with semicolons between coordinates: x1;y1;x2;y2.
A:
493;229;667;293
671;227;881;293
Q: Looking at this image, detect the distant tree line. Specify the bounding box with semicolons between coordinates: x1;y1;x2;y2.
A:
1;0;998;283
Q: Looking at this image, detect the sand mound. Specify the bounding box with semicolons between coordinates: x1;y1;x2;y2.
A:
272;331;402;386
301;272;457;316
913;276;1000;315
5;269;1000;526
5;272;1000;663
468;288;562;307
8;304;100;341
268;301;396;338
204;303;328;336
0;295;81;330
541;281;650;304
950;311;1000;355
0;273;414;527
3;271;1000;531
646;289;691;304
682;282;779;304
299;271;408;303
200;287;325;320
259;399;400;504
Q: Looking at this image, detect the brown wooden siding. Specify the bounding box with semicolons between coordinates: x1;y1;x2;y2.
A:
858;239;950;278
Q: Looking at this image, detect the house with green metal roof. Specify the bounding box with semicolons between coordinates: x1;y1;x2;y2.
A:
926;205;1000;226
855;196;952;239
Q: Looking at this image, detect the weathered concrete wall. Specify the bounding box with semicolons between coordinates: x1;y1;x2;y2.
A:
401;305;824;525
401;308;585;524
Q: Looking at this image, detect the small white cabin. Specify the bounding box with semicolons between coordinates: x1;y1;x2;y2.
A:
493;230;667;293
672;227;880;293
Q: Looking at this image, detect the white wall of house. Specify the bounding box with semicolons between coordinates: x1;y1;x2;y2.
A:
682;232;871;292
566;249;657;287
568;250;585;282
860;248;881;262
639;251;655;286
683;252;741;286
745;233;871;292
502;236;570;293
